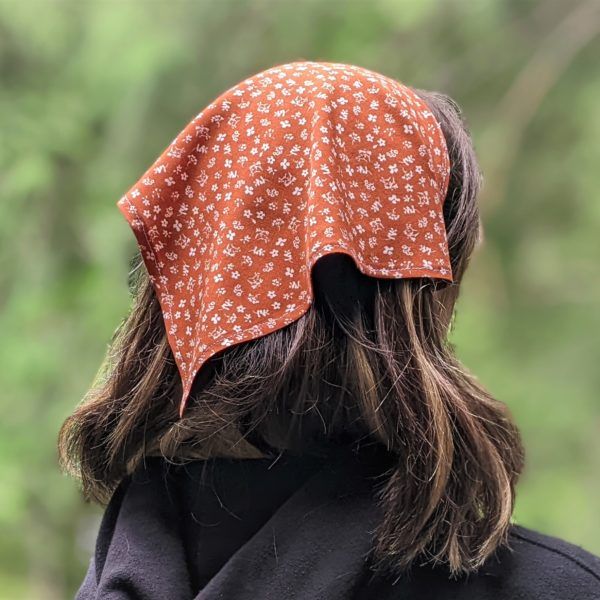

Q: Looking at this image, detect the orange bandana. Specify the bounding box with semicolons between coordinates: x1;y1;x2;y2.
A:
117;61;452;418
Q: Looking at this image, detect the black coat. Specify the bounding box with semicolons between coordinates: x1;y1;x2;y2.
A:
76;448;600;599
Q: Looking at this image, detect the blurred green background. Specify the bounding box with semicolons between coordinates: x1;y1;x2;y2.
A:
1;0;599;597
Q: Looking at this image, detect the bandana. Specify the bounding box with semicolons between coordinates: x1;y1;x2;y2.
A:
117;61;452;418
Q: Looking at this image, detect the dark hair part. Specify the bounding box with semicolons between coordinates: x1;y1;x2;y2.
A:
58;88;524;577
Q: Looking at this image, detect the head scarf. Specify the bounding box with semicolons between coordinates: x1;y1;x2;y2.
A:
117;60;452;418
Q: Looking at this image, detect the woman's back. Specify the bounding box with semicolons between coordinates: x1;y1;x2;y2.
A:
76;447;600;599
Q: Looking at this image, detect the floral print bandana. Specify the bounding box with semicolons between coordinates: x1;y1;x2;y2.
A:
117;60;452;418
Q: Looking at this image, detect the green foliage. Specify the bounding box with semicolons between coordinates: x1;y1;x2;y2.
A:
1;1;598;597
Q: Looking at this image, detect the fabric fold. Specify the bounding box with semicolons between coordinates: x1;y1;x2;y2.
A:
75;449;386;600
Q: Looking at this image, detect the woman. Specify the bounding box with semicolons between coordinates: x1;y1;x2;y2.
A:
60;61;600;599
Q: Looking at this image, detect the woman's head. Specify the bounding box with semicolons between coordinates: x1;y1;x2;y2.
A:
59;69;524;577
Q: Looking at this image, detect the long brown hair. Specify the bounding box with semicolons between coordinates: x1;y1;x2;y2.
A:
58;88;525;577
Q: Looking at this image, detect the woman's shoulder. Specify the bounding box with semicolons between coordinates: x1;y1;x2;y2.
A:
363;523;600;600
501;524;600;596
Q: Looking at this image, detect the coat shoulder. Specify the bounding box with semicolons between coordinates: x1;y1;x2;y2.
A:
356;524;600;600
505;523;600;597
